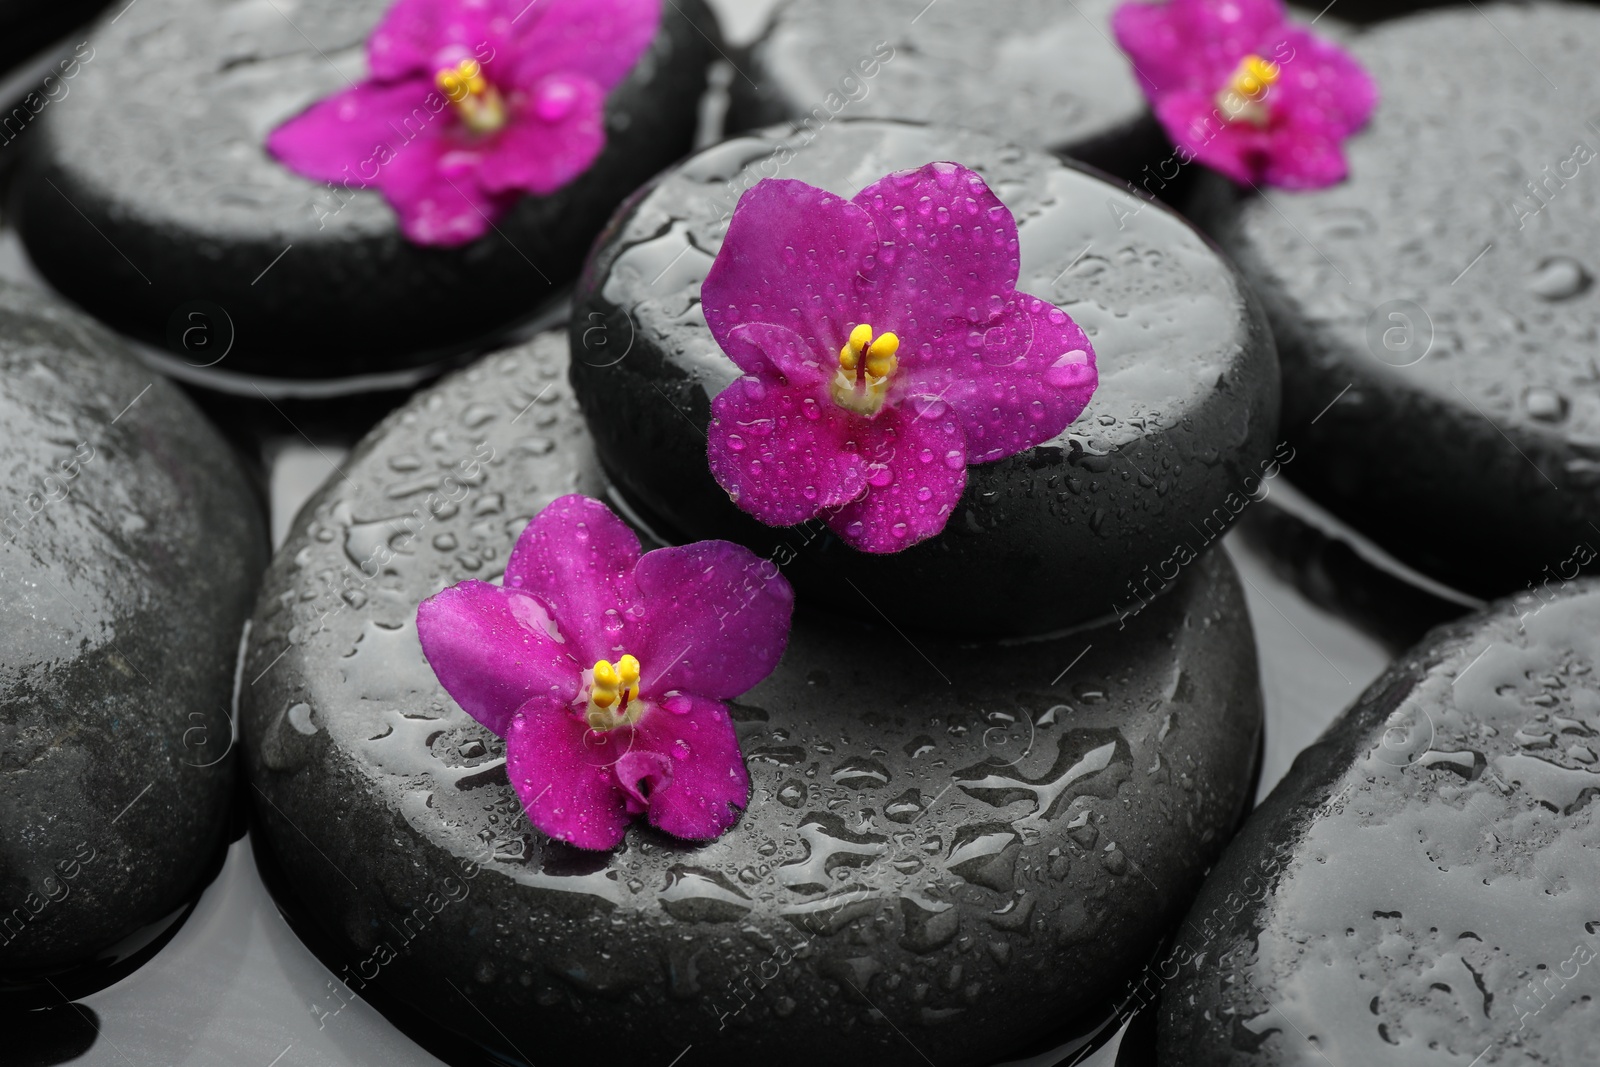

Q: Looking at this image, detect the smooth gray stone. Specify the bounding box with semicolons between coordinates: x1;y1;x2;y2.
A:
571;118;1280;635
12;0;717;380
1156;577;1600;1065
725;0;1168;183
0;280;267;981
1191;3;1600;599
241;330;1263;1067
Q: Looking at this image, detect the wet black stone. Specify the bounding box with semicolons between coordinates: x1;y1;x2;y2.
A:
11;0;717;381
1191;3;1600;600
1156;577;1600;1065
0;281;267;982
725;0;1168;183
571;119;1279;635
241;331;1264;1067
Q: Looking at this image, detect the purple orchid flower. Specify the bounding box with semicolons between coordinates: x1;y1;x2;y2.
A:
267;0;661;246
416;494;793;850
702;162;1099;554
1113;0;1376;189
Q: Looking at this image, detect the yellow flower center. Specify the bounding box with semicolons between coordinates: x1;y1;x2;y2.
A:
585;654;643;731
830;323;900;417
435;58;507;135
1216;54;1280;128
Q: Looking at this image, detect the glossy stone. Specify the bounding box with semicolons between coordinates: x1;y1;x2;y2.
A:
1191;4;1600;599
242;331;1263;1067
1157;577;1600;1065
12;0;717;381
726;0;1167;183
572;119;1280;635
0;281;267;984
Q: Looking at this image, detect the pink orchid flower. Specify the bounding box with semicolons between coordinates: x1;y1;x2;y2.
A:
1113;0;1377;188
702;162;1099;554
267;0;660;246
417;495;793;850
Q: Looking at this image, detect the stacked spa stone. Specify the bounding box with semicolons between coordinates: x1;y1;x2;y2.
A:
12;0;718;382
243;117;1278;1065
1192;3;1600;601
0;282;267;993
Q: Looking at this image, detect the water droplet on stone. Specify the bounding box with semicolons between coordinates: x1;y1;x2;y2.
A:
1524;387;1569;422
1528;255;1592;300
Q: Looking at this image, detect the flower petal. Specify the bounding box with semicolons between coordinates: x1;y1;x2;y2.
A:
503;494;644;666
367;0;508;82
1155;91;1269;186
708;374;869;528
632;540;794;699
1113;0;1287;95
916;297;1097;463
715;320;832;389
850;162;1021;343
374;133;518;246
825;399;968;553
266;78;438;185
701;179;877;372
509;0;663;93
1272;26;1377;139
1262;125;1350;189
629;695;749;841
506;698;634;850
416;579;583;736
476;74;607;195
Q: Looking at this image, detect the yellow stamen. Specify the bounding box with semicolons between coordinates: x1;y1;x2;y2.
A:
434;58;507;135
1217;53;1280;127
584;655;645;730
831;323;899;416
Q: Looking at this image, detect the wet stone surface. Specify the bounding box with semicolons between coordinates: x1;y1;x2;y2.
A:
726;0;1167;183
572;118;1279;635
1191;3;1600;598
0;281;267;982
13;0;717;380
1158;578;1600;1066
242;331;1264;1067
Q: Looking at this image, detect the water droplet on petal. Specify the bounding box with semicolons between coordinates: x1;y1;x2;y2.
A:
1045;349;1094;388
727;434;745;452
868;466;894;487
944;450;964;469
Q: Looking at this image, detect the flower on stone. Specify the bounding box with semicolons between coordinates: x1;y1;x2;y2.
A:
1113;0;1376;188
702;162;1099;554
266;0;661;246
415;494;793;850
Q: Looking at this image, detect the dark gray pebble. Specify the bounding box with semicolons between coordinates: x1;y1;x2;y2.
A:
1157;576;1600;1065
572;118;1279;635
13;0;718;380
242;330;1264;1067
0;280;267;985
